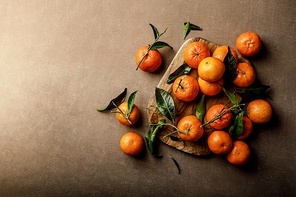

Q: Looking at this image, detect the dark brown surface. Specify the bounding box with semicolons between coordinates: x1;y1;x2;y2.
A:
0;1;295;196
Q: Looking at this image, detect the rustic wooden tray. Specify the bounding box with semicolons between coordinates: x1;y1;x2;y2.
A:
147;37;250;156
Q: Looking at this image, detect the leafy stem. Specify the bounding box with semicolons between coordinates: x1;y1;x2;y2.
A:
111;101;132;125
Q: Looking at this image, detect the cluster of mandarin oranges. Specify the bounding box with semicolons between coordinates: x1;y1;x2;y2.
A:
100;27;273;167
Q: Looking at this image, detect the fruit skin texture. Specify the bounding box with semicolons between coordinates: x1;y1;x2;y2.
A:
120;131;144;156
116;102;140;126
247;99;272;124
198;77;224;96
212;45;239;62
227;140;251;165
233;62;256;88
207;130;233;155
236;32;262;57
198;57;226;83
172;75;199;102
184;41;211;69
205;104;233;130
177;115;204;142
136;45;162;72
237;116;253;140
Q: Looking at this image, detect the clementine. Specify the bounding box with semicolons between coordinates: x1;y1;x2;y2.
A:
183;41;211;69
226;140;251;165
198;57;225;83
172;75;199;102
136;45;162;72
237;116;253;140
247;99;272;124
236;32;262;57
207;130;233;154
120;131;144;156
212;45;239;62
198;77;224;96
205;104;233;130
233;62;256;88
116;101;140;126
177;115;204;142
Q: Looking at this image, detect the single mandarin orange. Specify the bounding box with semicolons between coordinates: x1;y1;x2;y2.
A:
184;41;211;69
226;140;251;165
205;104;233;130
177;115;204;142
236;32;262;57
115;102;140;126
198;77;224;96
136;45;162;72
172;75;199;102
233;62;256;88
207;130;233;155
212;45;239;62
120;131;144;156
198;57;225;83
247;99;272;124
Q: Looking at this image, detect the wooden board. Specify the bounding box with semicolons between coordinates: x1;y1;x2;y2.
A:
147;37;250;156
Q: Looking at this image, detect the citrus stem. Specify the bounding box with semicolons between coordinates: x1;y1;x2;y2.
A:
112;101;132;125
148;122;187;139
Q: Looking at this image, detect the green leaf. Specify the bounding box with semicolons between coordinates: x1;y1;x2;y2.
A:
97;88;127;112
145;119;166;155
229;111;244;139
127;90;138;115
149;23;159;40
167;63;192;84
196;94;205;120
222;87;239;105
234;84;270;96
183;22;202;40
150;41;173;50
155;87;176;123
223;46;237;84
169;155;181;174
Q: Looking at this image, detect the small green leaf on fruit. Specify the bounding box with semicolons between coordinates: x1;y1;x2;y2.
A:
150;41;173;50
183;22;202;40
155;87;176;123
97;88;127;112
127;90;138;115
167;63;191;84
196;94;206;120
149;23;159;40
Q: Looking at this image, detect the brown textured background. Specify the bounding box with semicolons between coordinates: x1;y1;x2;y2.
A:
0;0;295;196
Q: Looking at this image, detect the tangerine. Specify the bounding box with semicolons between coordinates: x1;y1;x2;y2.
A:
183;41;211;69
198;77;224;96
172;75;199;102
212;45;239;62
247;99;272;124
237;116;253;140
198;57;225;83
116;102;140;126
177;115;204;142
236;32;262;57
207;130;233;154
120;131;144;156
205;104;233;130
233;62;256;88
226;140;251;165
136;45;162;72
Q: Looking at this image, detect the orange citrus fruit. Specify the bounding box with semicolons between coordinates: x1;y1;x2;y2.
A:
198;57;225;83
233;62;256;88
247;99;272;124
177;115;204;142
116;102;140;126
136;45;162;72
237;116;253;140
172;75;199;102
236;32;262;57
212;45;239;62
205;104;233;130
183;41;211;69
207;130;233;154
226;140;251;165
120;131;144;156
198;77;224;96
